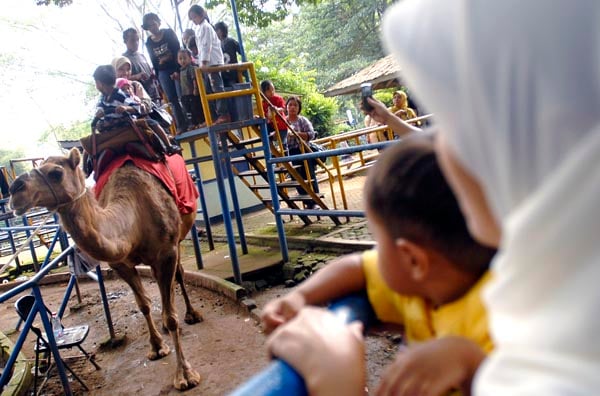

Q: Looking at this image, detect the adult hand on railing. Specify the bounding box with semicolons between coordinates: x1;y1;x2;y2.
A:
261;291;306;334
230;293;374;396
267;306;367;396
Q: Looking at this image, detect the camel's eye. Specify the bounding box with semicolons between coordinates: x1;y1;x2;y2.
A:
47;168;63;183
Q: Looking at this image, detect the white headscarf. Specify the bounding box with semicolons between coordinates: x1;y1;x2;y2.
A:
383;0;600;393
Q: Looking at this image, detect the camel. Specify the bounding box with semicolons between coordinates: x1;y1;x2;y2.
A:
9;148;202;391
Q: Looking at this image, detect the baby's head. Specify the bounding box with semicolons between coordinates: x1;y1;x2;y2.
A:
116;78;133;96
178;49;193;68
364;135;496;299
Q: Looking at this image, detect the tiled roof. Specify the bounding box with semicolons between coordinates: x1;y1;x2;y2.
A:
323;55;402;97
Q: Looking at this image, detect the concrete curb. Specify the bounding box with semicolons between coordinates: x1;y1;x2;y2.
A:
135;265;247;301
212;233;375;253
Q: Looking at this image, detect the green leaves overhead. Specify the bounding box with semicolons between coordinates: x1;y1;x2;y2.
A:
35;0;73;7
205;0;320;28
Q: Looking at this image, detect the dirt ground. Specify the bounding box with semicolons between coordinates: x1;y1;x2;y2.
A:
1;275;399;395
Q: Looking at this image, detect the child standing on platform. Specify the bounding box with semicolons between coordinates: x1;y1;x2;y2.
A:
177;49;205;131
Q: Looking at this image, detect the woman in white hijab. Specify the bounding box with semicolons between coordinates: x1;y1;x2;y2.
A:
265;0;600;394
381;0;600;394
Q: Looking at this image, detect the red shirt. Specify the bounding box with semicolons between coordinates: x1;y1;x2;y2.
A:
262;94;288;131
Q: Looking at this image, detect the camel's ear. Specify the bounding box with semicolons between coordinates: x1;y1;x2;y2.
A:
68;148;81;169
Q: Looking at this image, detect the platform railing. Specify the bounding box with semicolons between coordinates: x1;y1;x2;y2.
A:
0;224;116;396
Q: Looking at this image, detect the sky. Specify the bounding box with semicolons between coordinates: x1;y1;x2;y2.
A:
0;0;196;158
1;1;117;157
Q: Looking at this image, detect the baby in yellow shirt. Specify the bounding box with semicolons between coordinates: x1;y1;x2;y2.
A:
262;135;497;395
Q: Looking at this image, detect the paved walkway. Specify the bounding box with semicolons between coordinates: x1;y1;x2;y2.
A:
182;173;375;280
208;173;372;242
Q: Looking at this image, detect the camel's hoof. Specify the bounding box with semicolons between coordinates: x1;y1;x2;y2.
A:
147;344;170;360
174;367;202;390
184;310;204;325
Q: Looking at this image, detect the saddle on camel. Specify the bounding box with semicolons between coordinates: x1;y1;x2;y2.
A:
9;113;204;390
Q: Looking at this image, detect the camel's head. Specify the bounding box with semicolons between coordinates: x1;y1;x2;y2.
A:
9;148;86;215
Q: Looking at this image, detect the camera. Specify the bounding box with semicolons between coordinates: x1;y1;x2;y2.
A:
360;82;374;112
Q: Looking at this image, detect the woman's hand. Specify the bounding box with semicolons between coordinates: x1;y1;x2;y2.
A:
376;337;485;396
364;97;394;126
260;292;306;334
267;307;366;396
364;97;420;137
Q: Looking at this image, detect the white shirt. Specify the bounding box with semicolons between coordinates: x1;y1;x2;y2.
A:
194;19;224;66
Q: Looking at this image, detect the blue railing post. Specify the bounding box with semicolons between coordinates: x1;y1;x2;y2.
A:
208;128;242;284
262;121;289;263
219;132;248;254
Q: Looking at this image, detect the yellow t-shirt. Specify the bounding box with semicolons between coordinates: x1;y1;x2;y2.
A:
362;249;493;353
388;105;417;121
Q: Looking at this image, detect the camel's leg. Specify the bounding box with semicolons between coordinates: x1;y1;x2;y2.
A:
154;250;201;390
110;263;170;360
177;213;203;324
175;260;204;324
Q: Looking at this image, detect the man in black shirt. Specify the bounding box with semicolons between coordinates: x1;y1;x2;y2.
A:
214;22;241;87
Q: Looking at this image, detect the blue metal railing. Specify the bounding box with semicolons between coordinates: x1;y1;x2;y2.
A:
229;293;376;396
0;247;75;394
1;224;116;396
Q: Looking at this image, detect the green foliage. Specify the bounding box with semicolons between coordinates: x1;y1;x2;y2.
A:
283;0;393;89
204;0;320;28
373;90;393;107
38;119;93;144
302;92;337;137
251;50;338;137
0;148;28;176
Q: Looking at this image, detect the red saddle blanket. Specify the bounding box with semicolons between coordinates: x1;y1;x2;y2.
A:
93;154;199;215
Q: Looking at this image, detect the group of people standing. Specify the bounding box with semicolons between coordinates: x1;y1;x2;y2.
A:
94;6;241;135
260;80;322;209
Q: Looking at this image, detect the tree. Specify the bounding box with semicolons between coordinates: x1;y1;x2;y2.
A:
203;0;319;28
0;148;28;177
35;0;72;6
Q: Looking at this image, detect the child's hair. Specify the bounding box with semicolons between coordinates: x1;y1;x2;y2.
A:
285;96;302;114
183;28;195;43
187;37;197;52
122;27;138;42
178;48;193;58
214;21;228;36
188;5;209;22
260;80;273;93
364;135;496;275
142;13;160;30
93;65;116;86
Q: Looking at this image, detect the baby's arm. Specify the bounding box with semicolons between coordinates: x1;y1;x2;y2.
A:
376;337;485;396
260;253;366;334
